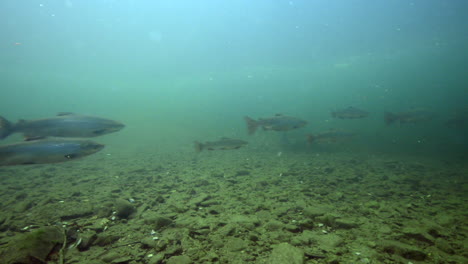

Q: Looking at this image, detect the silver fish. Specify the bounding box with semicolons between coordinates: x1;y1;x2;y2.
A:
0;113;124;140
332;107;369;119
244;114;307;135
194;137;248;152
384;109;435;125
0;138;104;166
307;130;355;144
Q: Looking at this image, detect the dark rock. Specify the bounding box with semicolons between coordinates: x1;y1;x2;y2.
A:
0;226;64;264
77;232;97;251
115;199;136;219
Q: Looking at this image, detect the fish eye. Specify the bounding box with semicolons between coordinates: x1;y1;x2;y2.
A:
65;154;77;159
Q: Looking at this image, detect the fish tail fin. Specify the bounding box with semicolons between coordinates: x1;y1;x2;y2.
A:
0;116;13;139
384;112;397;125
306;134;315;145
194;141;203;152
244;116;258;135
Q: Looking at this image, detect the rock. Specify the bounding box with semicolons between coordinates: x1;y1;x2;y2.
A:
296;219;315;230
334;218;359;229
95;204;113;218
189;193;212;207
101;252;120;263
268;243;304;264
224;237;248;252
0;226;64;264
166;255;192;264
290;230;314;246
313;234;343;252
303;207;328;218
142;212;173;230
379;240;427;261
401;226;434;245
56;202;95;221
235;170;250;176
115;199;136;219
111;256;133;263
330;192;344;201
230;214;260;230
94;234;121;246
364;200;380;209
435;238;454;254
141;237;158;249
315;214;339;227
265;220;284;231
77;232;97;251
147;253;165;264
378;225;392;234
88;218;110;232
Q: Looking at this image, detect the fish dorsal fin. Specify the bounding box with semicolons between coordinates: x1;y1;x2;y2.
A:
57;112;76;116
275;113;283;116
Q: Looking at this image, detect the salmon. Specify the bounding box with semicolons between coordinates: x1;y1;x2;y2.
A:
0;113;124;140
244;114;307;135
0;138;104;166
